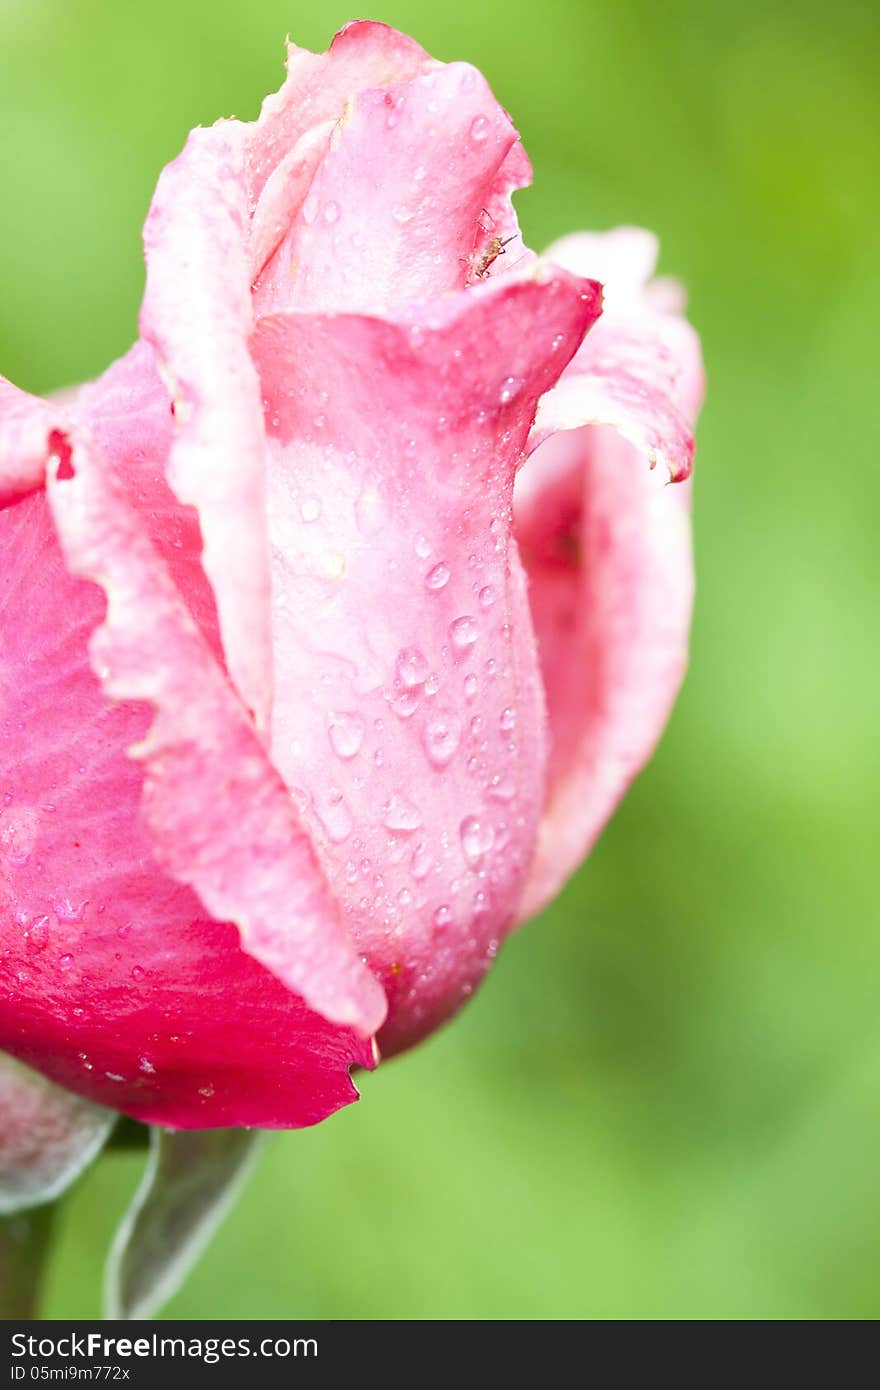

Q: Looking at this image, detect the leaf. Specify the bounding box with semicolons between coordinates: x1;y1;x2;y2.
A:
104;1126;266;1320
0;1052;115;1214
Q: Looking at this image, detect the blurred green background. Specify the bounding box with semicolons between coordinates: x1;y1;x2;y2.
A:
2;0;878;1320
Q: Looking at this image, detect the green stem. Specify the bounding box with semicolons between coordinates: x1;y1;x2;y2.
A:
0;1205;55;1319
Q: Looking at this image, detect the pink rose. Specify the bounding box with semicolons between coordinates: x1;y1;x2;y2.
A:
0;23;703;1165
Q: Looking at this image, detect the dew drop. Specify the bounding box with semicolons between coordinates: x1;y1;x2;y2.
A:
470;114;490;142
323;200;340;224
450;615;479;650
58;953;74;972
328;712;365;759
410;841;434;880
423;712;461;767
383;794;422;832
499;706;516;732
139;1057;156;1075
478;584;497;609
425;562;451;591
396;646;429;688
460;815;495;864
487;772;516;802
116;923;131;940
392;690;420;719
199;1084;215;1098
499;376;524;404
302;192;319;225
317;791;353;843
414;533;432;559
299;495;321;523
131;965;145;982
464;673;479;701
28;917;49;950
433;904;452;927
55;898;86;923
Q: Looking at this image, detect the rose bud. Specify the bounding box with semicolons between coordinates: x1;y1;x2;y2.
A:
0;22;703;1210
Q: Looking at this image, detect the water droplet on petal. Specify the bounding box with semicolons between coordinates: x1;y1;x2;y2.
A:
131;965;145;981
393;204;414;224
302;192;319;224
487;772;516;801
478;585;497;609
317;791;354;843
55;898;86;923
328;712;365;759
58;953;74;972
392;689;420;719
425;562;451;591
383;794;422;832
423;712;461;767
139;1057;156;1075
414;533;432;559
499;706;516;732
323;200;340;224
396;647;429;688
460;815;495;864
411;842;433;880
450;616;479;650
464;673;479;701
199;1084;215;1098
299;496;321;523
499;376;524;404
470;114;490;142
434;904;452;927
28;917;49;950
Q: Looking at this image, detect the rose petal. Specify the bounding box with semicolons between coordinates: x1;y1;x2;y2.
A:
250;268;602;1051
255;60;530;317
516;427;694;918
249;21;435;283
0;379;60;507
0;473;377;1127
515;229;704;917
140;121;273;732
0;1053;114;1213
529;228;704;482
42;425;386;1037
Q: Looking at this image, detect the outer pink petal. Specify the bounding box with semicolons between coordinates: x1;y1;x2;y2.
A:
0;473;375;1127
516;229;704;918
530;228;704;482
140;121;273;732
250;269;602;1053
0;1053;114;1211
516;427;694;919
0;379;61;507
255;61;530;317
41;424;385;1039
249;21;435;279
136;24;468;734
